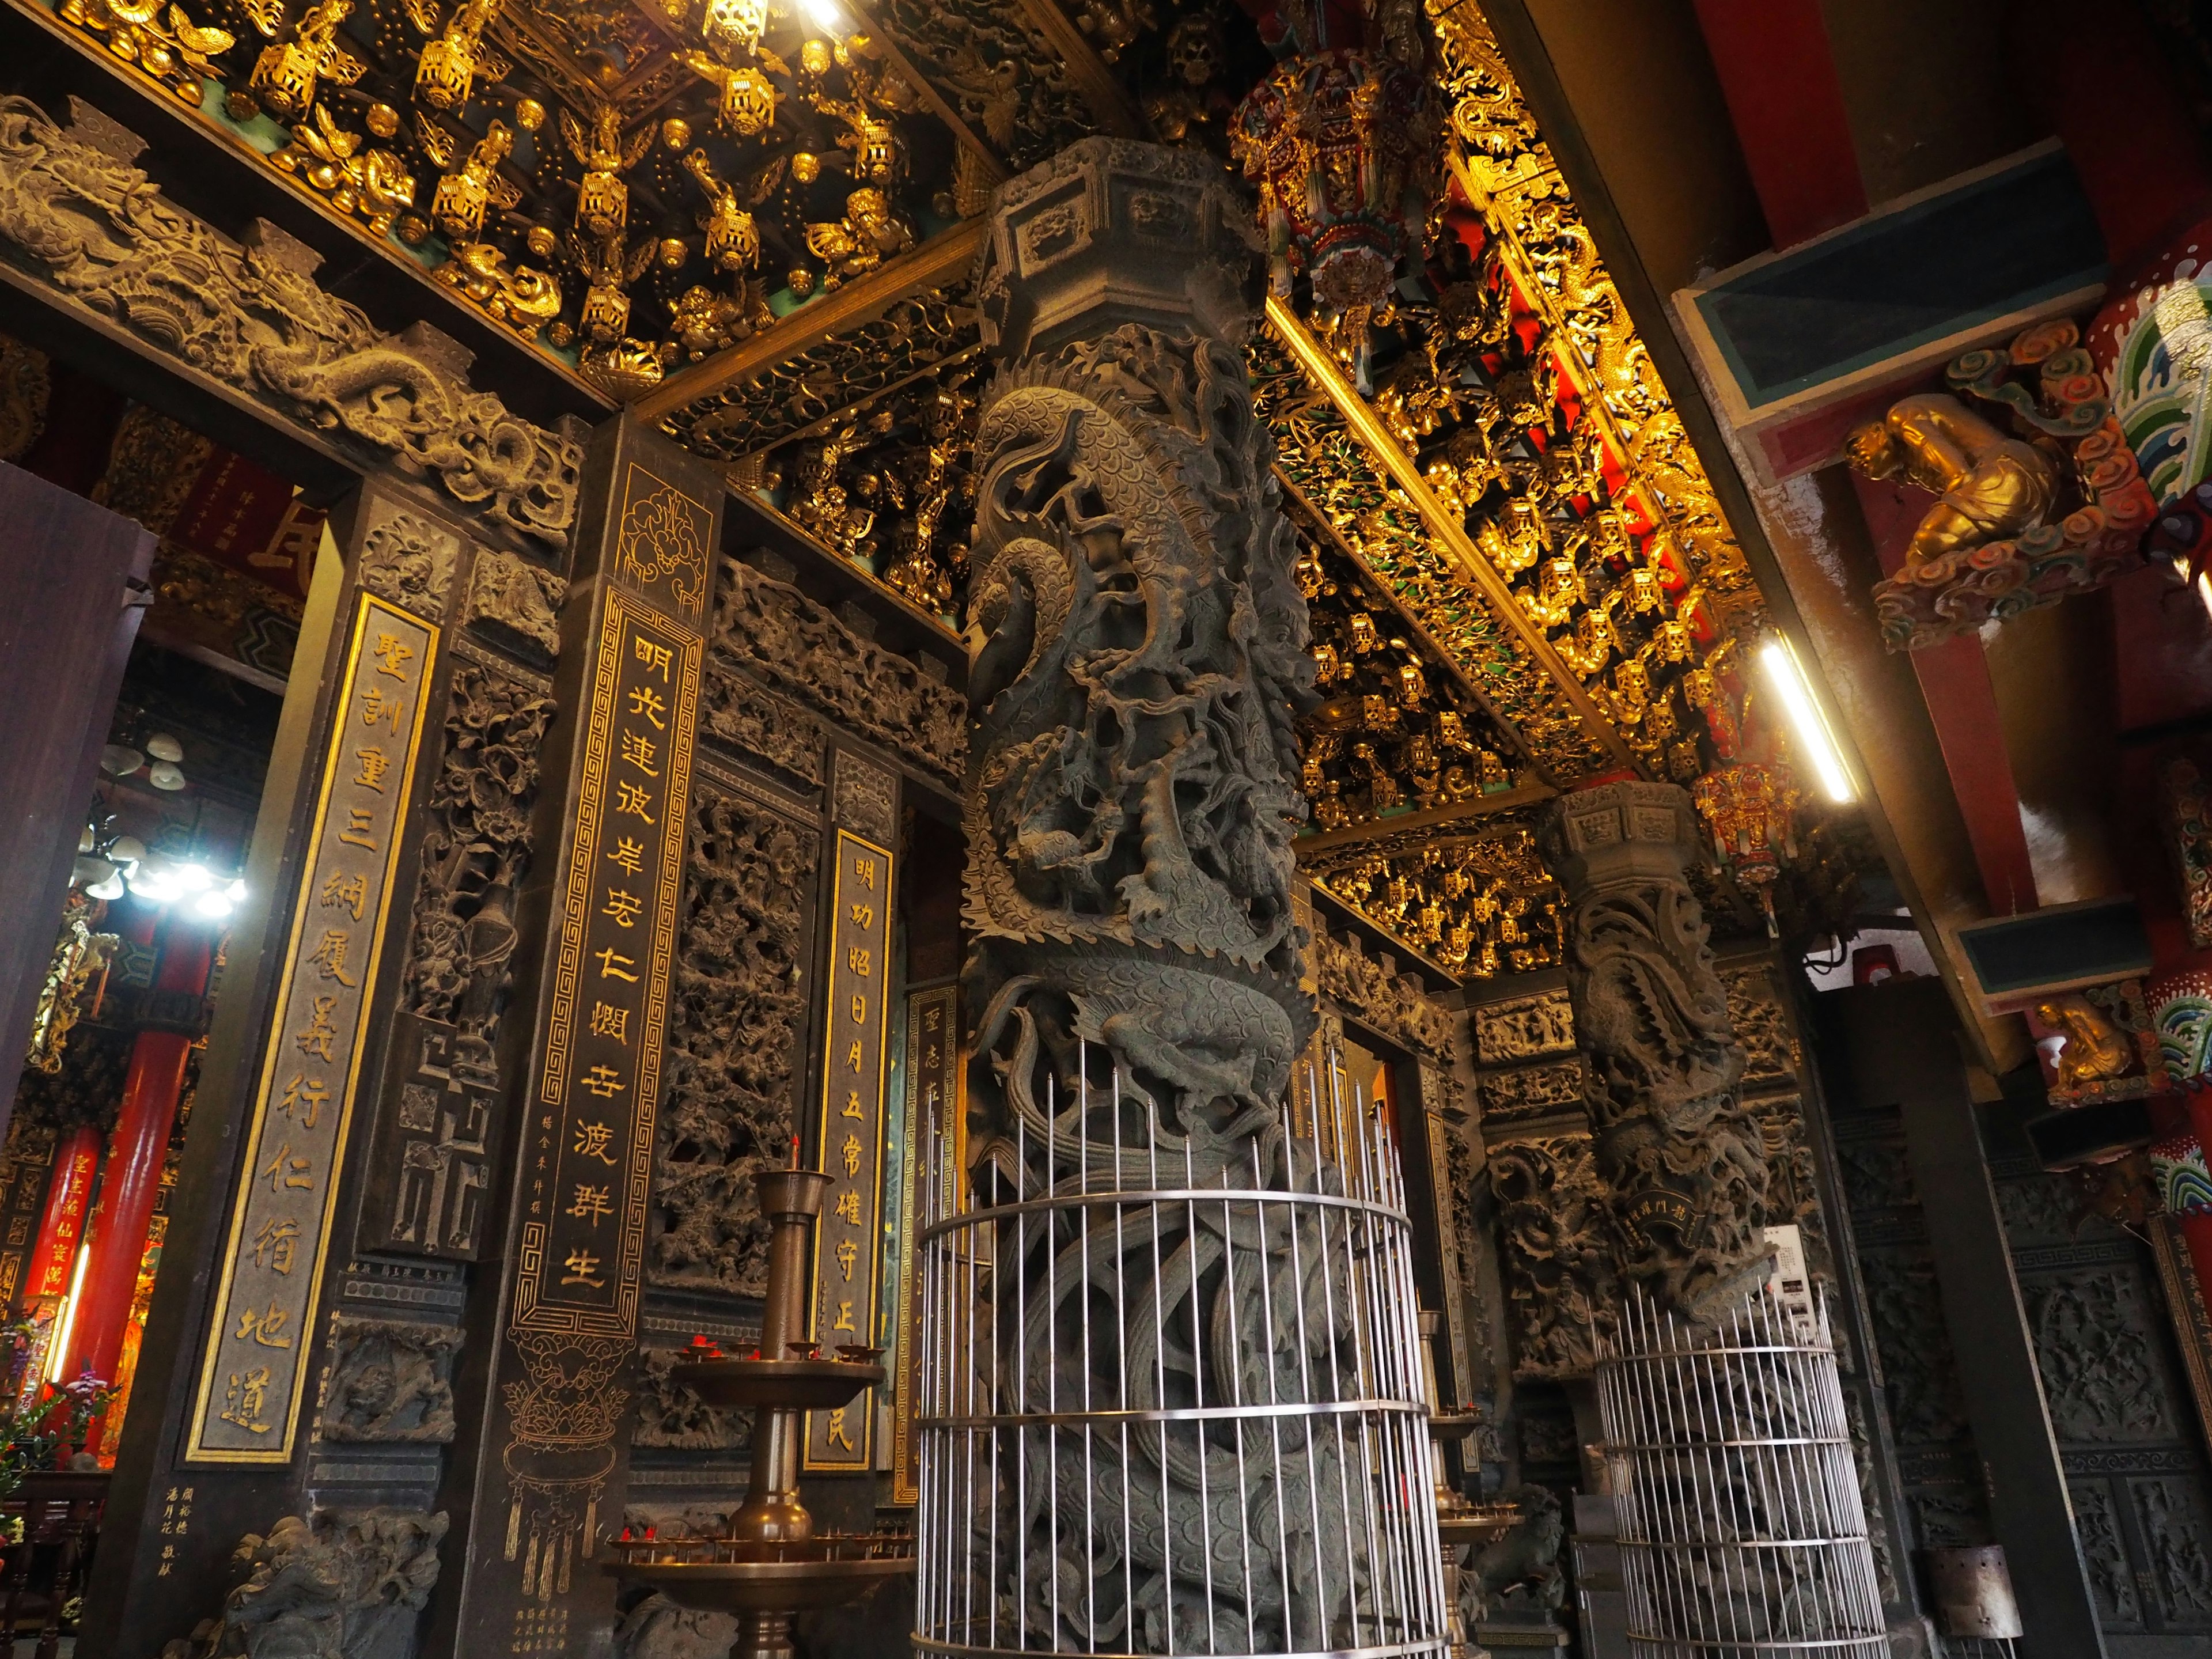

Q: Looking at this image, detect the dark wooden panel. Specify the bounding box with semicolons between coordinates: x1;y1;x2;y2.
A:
0;462;154;1138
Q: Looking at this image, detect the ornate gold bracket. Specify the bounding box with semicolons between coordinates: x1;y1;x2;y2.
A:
1265;294;1640;776
637;218;986;424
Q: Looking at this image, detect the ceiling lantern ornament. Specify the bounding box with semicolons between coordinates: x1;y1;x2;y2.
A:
1229;0;1435;386
1692;760;1801;929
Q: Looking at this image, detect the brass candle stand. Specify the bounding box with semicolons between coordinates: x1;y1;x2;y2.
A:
606;1167;915;1659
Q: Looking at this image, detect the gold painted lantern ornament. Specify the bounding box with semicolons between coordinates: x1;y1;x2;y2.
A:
430;119;513;239
702;0;767;52
1693;760;1801;933
681;51;780;137
414;0;503;109
684;149;761;272
563;103;652;240
1231;47;1435;383
249;0;363;122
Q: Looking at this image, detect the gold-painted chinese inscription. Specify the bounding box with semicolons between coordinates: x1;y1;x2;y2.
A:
521;588;699;1338
890;982;957;1505
188;594;434;1462
805;827;893;1471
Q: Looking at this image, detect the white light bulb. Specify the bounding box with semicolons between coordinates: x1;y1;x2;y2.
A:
801;0;842;33
85;873;125;902
176;863;214;892
1759;637;1854;805
195;890;232;919
227;878;249;902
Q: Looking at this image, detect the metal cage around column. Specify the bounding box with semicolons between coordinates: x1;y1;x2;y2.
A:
912;1060;1449;1659
1594;1284;1888;1659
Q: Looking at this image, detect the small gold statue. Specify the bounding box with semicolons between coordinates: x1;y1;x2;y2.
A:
2033;994;2135;1089
1845;393;2059;571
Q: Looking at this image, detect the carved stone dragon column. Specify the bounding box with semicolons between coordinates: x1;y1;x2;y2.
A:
1539;781;1771;1323
923;138;1445;1657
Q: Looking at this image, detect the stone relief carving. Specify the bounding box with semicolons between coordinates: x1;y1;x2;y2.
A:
1834;1131;1915;1213
2025;1268;2175;1442
713;556;964;782
2071;1480;2142;1623
653;783;818;1296
960;139;1342;1652
1488;1133;1615;1378
632;1349;743;1451
1472;988;1575;1064
1310;922;1457;1063
357;510;459;620
698;661;824;786
1859;1252;1969;1447
1541;783;1770;1321
830;748;898;846
399;662;555;1066
1747;1094;1826;1266
1908;1486;1992;1552
2137;1476;2212;1621
319;1316;460;1444
159;1508;447;1659
459;548;566;666
0;97;581;549
1477;1058;1585;1123
1719;963;1799;1087
615;1592;740;1659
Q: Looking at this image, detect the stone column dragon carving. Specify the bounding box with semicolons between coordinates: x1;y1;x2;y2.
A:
1539;781;1770;1323
957;139;1346;1650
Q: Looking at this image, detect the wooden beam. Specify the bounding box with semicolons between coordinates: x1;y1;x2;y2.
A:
635;218;987;423
1004;0;1149;139
1294;783;1560;857
1264;296;1641;775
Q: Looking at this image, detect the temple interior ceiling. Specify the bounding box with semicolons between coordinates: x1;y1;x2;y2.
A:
35;0;1872;980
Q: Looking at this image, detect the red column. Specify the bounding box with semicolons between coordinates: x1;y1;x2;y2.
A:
66;922;210;1388
22;1124;100;1312
1688;0;1866;249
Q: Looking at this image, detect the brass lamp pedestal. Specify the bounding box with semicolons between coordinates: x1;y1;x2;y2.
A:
606;1168;915;1659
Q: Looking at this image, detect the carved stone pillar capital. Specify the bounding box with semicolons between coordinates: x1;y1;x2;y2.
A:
1540;779;1770;1323
973;136;1263;359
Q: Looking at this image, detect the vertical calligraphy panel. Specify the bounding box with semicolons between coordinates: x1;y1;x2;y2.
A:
518;590;698;1338
804;828;894;1471
187;594;435;1463
890;982;957;1505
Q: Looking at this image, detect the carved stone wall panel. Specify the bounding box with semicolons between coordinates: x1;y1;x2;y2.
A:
163;1508;449;1659
2024;1266;2179;1444
318;1316;461;1444
461;548;567;668
2134;1475;2212;1626
829;748;899;846
1472;988;1575;1064
1488;1132;1613;1379
632;1349;745;1452
2072;1479;2145;1627
1720;963;1800;1090
699;660;824;788
1312;919;1458;1064
1476;1058;1584;1126
397;661;556;1043
713;556;965;784
0;97;582;551
359;506;462;621
652;780;820;1297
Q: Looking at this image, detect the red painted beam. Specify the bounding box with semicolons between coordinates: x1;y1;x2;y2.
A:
1853;474;2041;917
1690;0;1868;249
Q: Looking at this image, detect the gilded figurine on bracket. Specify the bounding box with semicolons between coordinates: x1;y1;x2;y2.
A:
1846;393;2060;573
